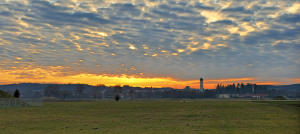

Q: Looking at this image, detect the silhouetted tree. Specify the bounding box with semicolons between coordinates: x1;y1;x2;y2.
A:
129;88;135;100
14;89;20;98
237;83;241;94
114;85;122;101
61;90;71;100
216;83;220;90
96;84;106;99
76;84;85;97
241;83;244;89
92;86;99;98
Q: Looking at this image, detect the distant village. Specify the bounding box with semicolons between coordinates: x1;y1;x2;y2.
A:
1;78;299;100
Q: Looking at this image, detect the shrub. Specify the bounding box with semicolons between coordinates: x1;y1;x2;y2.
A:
115;94;120;101
0;89;13;98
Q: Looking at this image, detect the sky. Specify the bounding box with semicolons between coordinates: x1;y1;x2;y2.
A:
0;0;299;89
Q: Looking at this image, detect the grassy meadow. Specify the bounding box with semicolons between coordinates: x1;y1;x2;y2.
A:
0;100;299;134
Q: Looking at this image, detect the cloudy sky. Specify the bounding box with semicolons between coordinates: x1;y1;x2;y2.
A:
0;0;299;89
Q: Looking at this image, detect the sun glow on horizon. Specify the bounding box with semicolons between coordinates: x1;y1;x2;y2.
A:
0;66;292;89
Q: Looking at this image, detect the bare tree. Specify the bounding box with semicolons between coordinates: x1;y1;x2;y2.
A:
129;88;135;100
76;84;85;97
44;85;61;98
92;86;99;99
62;90;71;100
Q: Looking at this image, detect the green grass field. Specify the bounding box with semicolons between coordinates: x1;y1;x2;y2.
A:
0;100;299;134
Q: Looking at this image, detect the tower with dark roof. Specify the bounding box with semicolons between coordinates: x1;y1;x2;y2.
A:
200;78;204;92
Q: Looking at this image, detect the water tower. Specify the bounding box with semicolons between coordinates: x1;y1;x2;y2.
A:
200;78;204;92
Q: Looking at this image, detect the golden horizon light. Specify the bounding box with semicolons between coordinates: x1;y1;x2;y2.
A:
0;66;292;89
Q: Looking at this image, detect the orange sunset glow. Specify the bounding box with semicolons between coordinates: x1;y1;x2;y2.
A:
0;65;288;89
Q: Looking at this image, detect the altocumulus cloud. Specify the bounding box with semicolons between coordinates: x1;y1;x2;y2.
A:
0;0;299;84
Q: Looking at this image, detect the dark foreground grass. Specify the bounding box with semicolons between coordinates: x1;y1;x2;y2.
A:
0;100;299;134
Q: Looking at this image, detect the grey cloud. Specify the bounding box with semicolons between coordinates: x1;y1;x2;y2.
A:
211;20;237;25
159;4;196;14
222;7;253;14
110;3;141;17
26;0;112;26
0;11;12;16
244;26;300;45
278;14;300;23
152;8;178;18
193;2;214;10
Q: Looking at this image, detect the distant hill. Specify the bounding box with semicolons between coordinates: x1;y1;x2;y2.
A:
0;89;13;98
266;84;300;91
0;83;299;98
0;83;98;98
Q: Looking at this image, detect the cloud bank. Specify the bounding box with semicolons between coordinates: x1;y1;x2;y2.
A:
0;0;299;87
